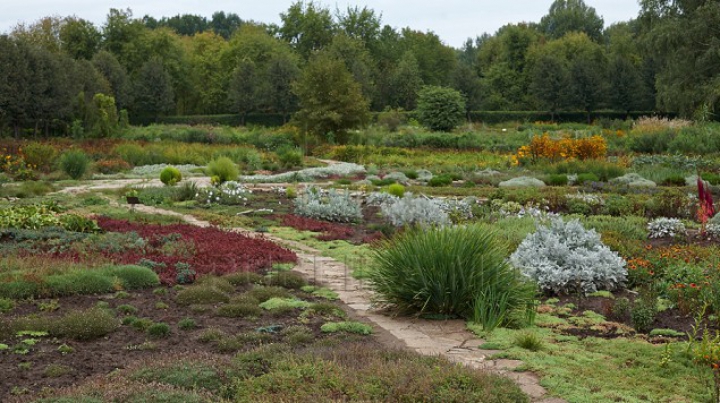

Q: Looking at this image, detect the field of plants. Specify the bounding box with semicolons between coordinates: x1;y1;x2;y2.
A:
3;117;720;402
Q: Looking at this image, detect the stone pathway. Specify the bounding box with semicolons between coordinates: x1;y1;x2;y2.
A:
119;203;564;403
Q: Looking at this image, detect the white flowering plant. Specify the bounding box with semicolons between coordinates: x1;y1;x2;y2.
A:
510;217;627;294
195;181;252;206
647;217;686;239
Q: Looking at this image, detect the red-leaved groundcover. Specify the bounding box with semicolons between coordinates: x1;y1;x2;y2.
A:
88;217;297;284
280;214;355;241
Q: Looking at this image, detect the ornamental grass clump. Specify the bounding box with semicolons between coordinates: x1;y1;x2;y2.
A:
510;217;627;294
369;225;536;330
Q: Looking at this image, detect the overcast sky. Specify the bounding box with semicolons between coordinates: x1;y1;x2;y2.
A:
1;0;640;48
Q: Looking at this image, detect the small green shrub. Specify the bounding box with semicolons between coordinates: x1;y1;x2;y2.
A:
416;86;465;132
160;166;182;186
147;322;171;338
45;272;116;297
661;174;687;186
194;276;235;293
546;174;568;186
277;147;304;169
577;173;600;184
513;331;544;351
206;157;238;184
263;271;307;290
102;265;160;290
23;142;58;173
122;316;138;326
117;304;138;315
178;318;197;330
57;308;119;340
230;294;260;305
631;296;657;333
224;272;263;286
216;303;262;318
320;321;373;335
0;298;15;313
44;364;73;378
155;302;169;309
303;302;346;318
387;183;405;198
59;150;90;179
428;174;453;187
281;325;314;345
175;286;230;306
197;328;227;343
131;318;154;331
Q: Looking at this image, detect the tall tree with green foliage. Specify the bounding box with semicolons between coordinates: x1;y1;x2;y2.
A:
263;53;300;120
131;58;175;121
528;53;569;120
228;59;258;124
59;17;102;59
416;86;465;132
280;1;335;59
391;51;423;110
539;0;604;42
292;52;369;143
92;50;130;110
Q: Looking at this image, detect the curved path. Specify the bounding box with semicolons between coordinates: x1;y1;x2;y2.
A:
121;203;565;403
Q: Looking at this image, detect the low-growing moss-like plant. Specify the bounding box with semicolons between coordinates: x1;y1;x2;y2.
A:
114;291;130;299
160;166;182;186
175;286;230;306
259;298;311;310
121;315;138;326
281;325;314;345
55;308;118;341
264;271;307;290
147;323;171;338
649;328;685;337
197;328;227;343
320;321;373;335
195;276;235;293
155;302;169;310
513;331;545;351
302;302;346;319
44;364;74;378
153;288;169;296
216;303;262;318
117;304;138;315
177;318;197;330
428;174;453;187
224;272;263;286
38;299;60;312
96;301;111;309
300;286;339;300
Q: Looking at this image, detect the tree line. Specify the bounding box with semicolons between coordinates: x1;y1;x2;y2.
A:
0;0;718;137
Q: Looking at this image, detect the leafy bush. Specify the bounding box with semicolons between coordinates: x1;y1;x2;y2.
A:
23;142;57;173
647;217;686;239
576;173;600;184
510;218;627;294
369;225;536;327
160;166;182;186
380;193;450;227
147;322;171;338
387;183;405;198
294;187;362;223
277;147;304;169
59;150;90;179
264;271;307;290
428;174;453;187
546;174;568;186
415;86;465;131
178;317;197;330
206;157;238;184
117;304;138;315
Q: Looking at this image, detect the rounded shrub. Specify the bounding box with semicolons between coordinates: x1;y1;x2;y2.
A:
368;225;536;329
147;322;171;338
428;174;453;187
57;307;119;341
216;303;262;318
102;265;160;290
263;271;307;290
415;86;465;132
160;166;182;186
59;150;90;179
206;157;238;184
387;183;405;198
545;174;568;186
510;217;627;294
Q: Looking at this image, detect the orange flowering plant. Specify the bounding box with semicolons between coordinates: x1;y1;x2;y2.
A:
515;133;607;165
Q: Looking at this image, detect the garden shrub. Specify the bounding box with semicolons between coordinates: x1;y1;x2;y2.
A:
276;147;304;169
294;187;362;223
23;142;57;173
415;86;465;131
147;322;171;338
44;271;116;296
576;173;600;184
102;265;160;290
647;217;686;239
380;193;450;227
428;174;453;187
387;183;405;198
206;157;238;184
160;166;182;186
59;150;90;179
545;174;568;186
264;271;307;290
510;218;627;294
175;286;230;306
369;225;536;328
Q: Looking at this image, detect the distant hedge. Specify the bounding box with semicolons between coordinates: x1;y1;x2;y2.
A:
129;110;676;128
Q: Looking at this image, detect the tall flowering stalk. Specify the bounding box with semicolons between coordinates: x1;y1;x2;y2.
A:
697;178;715;233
